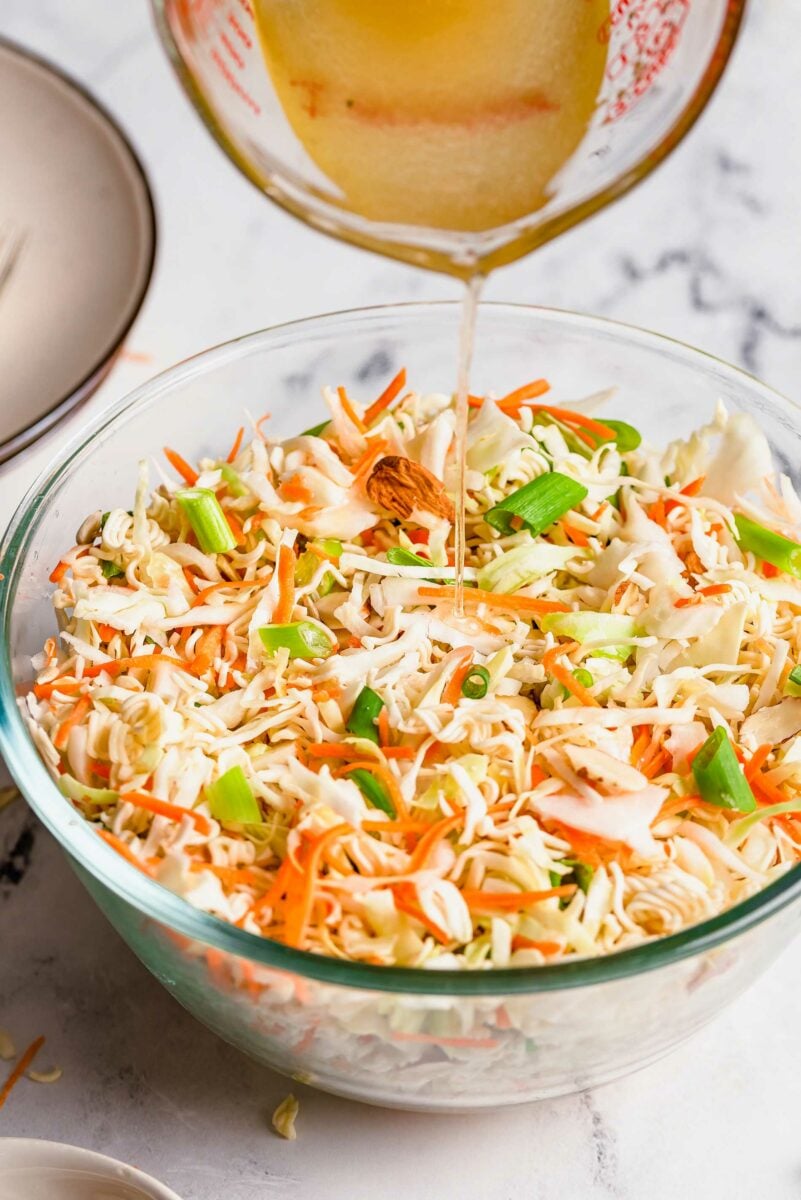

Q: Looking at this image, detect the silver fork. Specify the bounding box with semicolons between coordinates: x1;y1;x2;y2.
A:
0;222;27;299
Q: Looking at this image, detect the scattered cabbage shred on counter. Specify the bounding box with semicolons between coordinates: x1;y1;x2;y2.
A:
25;369;801;968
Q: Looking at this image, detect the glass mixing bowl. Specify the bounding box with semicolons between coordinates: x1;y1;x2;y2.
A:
2;304;800;1111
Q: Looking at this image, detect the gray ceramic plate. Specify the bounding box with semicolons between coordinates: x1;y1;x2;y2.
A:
0;40;156;463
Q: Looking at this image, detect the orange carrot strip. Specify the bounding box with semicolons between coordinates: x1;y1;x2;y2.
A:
191;578;260;608
164;447;198;486
363;367;407;425
681;475;706;496
530;764;547;788
641;746;670;779
461;885;577;910
124;790;212;836
648;497;668;528
560;521;589;548
33;678;85;700
550;661;599;706
306;743;364;760
0;1036;45;1111
527;405;616;441
377;706;391;747
352;437;390;485
418;586;569;616
383;746;415;760
362;818;430;835
83;654;193;680
190;626;223;675
96;623;118;643
763;561;780;578
272;544;297;624
49;560;70;585
98;829;154;874
226;511;246;545
392;884;450;944
745;744;773;782
442;649;474;707
226;426;245;463
337;385;366;433
280;473;314;504
182;566;201;594
496;378;551;412
698;583;732;597
308;543;340;565
511;936;563;955
53;694;91;751
284;823;351;948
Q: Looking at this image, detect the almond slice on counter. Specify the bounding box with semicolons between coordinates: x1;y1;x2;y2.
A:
365;455;454;522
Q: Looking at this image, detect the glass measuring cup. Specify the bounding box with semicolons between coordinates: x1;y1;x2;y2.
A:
152;0;745;278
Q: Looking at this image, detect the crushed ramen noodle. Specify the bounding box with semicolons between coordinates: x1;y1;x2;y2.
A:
24;370;801;970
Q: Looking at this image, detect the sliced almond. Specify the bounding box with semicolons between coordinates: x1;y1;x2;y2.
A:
365;456;454;522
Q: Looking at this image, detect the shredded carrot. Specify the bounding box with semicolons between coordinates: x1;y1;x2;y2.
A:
362;818;429;835
762;561;780;578
284;823;351;948
527;405;616;441
530;764;547;788
190;626;223;675
648;497;668;528
191;862;259;887
96;623;117;643
495;378;551;412
182;566;201;594
590;501;609;522
226;511;246;545
751;773;786;807
123;790;212;836
280;473;314;504
383;746;415;760
630;728;651;768
164;446;198;486
378;706;391;747
352;437;390;485
272;544;297;624
190;577;259;608
745;743;773;782
49;560;70;585
641;746;670;779
33;677;85;700
333;760;408;820
392;884;450;944
541;642;599;707
92;762;111;780
363;367;407;425
337;385;366;433
461;885;577;910
307;542;340;565
0;1035;45;1111
226;426;244;463
418;585;569;616
53;694;91;751
98;829;154;874
442;649;474;707
698;583;732;597
408;813;466;872
559;521;589;548
511;936;563;955
681;475;706;496
306;743;364;760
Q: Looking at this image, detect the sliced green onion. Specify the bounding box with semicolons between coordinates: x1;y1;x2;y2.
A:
347;768;395;817
219;464;249;498
346;686;385;743
301;419;330;438
258;621;334;660
312;538;343;560
386;546;431;568
295;551;320;588
461;666;490;700
58;774;118;805
485;472;588;537
598;419;641;452
206;765;261;824
573;862;595;894
691;727;756;812
101;560;124;580
316;572;336;597
541;612;639;661
785;665;801;697
176;488;237;555
734;514;801;577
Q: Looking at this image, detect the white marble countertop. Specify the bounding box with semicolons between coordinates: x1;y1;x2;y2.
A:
1;2;801;1197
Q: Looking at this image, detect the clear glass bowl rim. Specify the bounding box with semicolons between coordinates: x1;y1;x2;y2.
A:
2;301;800;997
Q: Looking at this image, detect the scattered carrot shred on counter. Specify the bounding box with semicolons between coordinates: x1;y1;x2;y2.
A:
0;1036;45;1111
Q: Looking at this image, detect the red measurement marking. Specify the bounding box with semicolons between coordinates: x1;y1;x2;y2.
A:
236;0;254;17
211;46;261;114
227;12;253;48
599;0;690;122
220;29;245;69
